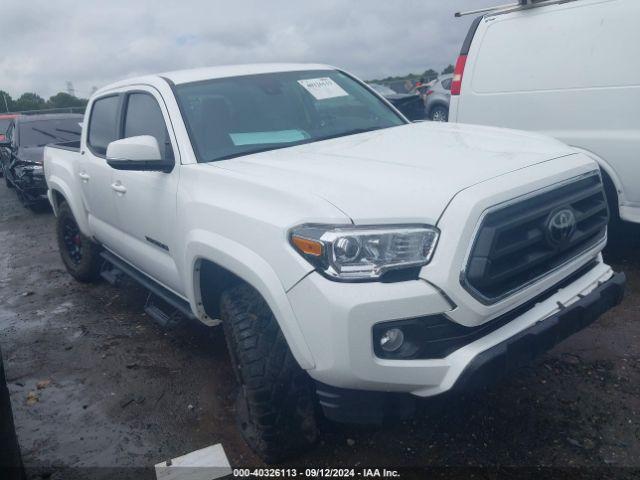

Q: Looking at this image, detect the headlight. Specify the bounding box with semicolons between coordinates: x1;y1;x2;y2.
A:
289;224;439;281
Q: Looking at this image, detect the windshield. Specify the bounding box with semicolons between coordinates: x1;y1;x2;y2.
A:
19;118;82;147
368;84;397;96
175;69;406;162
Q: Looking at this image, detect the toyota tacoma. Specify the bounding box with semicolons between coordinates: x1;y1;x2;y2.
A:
43;64;625;462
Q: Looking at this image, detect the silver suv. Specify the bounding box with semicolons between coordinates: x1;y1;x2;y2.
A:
424;74;452;122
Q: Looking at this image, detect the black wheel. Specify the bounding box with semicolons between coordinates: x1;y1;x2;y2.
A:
430;105;449;122
56;201;102;282
220;284;317;463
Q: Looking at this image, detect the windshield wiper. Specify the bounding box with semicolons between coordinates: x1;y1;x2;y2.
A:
55;128;81;135
30;127;58;139
314;126;385;143
211;143;297;162
208;127;385;162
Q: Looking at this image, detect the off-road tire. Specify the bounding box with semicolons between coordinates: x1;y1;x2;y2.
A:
56;201;102;282
220;284;318;463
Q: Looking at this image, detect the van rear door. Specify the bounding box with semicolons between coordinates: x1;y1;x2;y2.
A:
452;0;640;207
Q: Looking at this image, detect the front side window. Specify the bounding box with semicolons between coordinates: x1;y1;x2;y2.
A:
18;118;82;148
88;95;120;155
175;69;406;163
123;93;172;159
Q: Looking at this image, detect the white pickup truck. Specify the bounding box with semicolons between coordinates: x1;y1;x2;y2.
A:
44;63;625;462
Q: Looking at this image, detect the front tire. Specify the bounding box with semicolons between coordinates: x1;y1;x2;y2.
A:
220;284;318;463
56;201;102;282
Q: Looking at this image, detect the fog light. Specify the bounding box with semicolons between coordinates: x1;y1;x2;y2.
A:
380;328;404;352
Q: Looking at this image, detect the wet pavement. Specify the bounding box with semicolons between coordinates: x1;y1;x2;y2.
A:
0;181;639;479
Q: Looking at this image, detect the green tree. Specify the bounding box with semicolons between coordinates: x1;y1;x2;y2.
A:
47;92;87;109
14;92;46;112
441;64;455;75
0;90;13;112
422;69;438;82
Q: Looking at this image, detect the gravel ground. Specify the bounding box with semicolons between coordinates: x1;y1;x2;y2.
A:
0;182;639;479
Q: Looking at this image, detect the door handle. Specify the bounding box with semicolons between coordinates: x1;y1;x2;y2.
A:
78;171;90;182
111;182;127;194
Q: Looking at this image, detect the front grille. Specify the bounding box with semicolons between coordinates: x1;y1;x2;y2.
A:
463;172;608;304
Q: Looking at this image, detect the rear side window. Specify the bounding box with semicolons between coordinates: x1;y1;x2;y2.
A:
88;96;120;155
123;93;172;159
441;78;452;91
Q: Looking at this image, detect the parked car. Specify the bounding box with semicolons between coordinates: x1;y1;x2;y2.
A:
0;114;82;207
367;83;426;120
424;74;452;122
449;0;640;228
0;114;19;177
45;63;624;462
0;114;18;142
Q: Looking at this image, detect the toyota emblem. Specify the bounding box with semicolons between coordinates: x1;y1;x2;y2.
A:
546;208;577;247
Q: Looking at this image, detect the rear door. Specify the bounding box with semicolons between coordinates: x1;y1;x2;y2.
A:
108;87;183;295
453;0;640;206
79;94;121;246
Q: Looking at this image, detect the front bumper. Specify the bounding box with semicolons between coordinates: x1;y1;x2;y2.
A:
288;256;623;393
13;167;47;201
449;271;625;391
314;271;625;423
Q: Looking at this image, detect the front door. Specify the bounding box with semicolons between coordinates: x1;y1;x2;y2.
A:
108;88;182;295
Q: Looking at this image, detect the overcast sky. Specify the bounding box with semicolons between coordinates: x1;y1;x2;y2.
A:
0;0;479;99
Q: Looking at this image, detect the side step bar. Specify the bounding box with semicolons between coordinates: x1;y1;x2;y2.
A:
99;251;198;325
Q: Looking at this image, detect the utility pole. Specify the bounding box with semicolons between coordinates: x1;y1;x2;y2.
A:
66;81;76;97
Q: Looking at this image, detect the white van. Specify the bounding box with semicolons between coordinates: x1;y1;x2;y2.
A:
449;0;640;225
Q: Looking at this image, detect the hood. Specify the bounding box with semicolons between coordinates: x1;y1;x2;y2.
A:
18;147;45;164
212;122;576;224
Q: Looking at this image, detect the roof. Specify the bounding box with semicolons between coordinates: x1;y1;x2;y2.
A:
96;63;336;95
17;113;84;123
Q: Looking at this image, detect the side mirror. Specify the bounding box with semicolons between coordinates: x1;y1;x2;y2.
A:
106;135;173;172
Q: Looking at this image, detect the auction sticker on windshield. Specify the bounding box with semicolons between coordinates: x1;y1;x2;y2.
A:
298;77;348;100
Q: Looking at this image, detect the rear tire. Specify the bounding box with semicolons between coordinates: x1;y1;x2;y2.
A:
56;201;102;282
430;105;449;122
220;284;317;463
